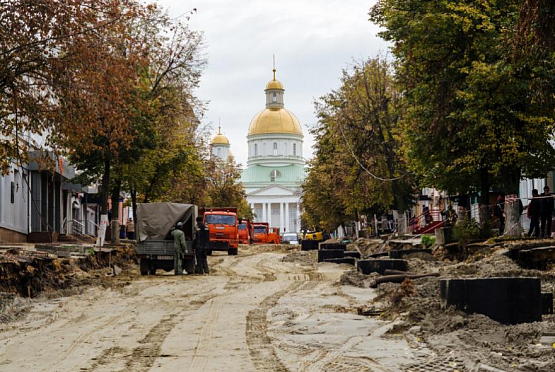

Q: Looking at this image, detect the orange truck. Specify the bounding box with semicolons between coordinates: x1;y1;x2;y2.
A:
200;207;239;255
238;219;253;244
252;222;281;244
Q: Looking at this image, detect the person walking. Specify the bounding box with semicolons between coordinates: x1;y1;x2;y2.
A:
194;217;210;274
541;186;554;238
527;189;541;238
126;218;135;240
171;222;186;275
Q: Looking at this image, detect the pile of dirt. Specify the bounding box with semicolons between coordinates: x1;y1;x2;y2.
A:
338;269;377;288
280;250;316;266
358;242;555;371
349;238;385;256
0;244;137;299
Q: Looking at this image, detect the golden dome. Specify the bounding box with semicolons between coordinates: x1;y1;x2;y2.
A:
265;79;284;90
265;67;284;90
248;108;303;135
211;125;230;145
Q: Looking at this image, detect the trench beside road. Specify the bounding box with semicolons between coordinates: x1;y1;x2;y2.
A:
0;246;424;372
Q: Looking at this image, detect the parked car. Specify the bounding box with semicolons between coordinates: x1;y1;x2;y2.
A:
281;232;299;245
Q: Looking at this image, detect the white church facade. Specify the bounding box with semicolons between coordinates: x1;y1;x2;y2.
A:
211;68;305;233
240;69;305;233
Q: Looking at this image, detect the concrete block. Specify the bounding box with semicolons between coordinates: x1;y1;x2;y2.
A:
317;249;344;262
319;242;347;250
323;257;356;265
301;240;319;251
344;251;361;259
542;293;553;315
440;277;542;324
356;259;408;275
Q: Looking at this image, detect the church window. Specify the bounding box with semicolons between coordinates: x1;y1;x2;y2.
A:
272;92;277;102
255;143;258;156
293;143;297;156
270;169;281;182
217;148;221;158
273;142;278;156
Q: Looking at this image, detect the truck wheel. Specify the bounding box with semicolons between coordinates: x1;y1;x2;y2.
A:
228;248;238;256
183;258;195;274
207;250;212;256
140;259;150;276
149;267;157;275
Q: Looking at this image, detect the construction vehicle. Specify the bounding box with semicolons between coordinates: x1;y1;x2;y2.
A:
135;203;197;275
238;219;253;244
200;207;239;255
252;222;281;244
305;231;324;241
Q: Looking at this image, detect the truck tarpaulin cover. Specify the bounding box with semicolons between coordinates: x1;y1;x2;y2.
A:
137;203;196;241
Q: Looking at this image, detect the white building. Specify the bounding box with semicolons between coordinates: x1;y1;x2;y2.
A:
240;68;306;233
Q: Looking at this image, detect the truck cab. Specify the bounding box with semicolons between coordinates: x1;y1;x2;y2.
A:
201;207;239;255
252;223;281;244
238;220;253;244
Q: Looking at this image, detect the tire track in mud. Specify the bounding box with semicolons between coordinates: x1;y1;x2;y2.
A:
85;291;217;372
246;281;307;372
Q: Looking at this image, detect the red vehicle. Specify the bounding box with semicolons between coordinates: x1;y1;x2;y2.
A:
252;222;281;244
200;207;239;255
238;219;253;244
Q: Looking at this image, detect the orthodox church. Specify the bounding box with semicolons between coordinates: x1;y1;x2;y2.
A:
210;68;305;233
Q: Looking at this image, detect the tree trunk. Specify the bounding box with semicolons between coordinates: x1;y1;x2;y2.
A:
131;186;137;225
504;198;522;237
111;179;121;244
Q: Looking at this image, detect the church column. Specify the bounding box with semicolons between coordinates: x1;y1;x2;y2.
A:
249;203;255;221
262;203;267;222
296;202;301;232
285;203;290;232
267;203;272;224
279;202;284;233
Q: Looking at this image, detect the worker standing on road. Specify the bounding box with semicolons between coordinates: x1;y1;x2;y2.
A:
541;186;554;238
126;218;135;240
194;217;210;274
527;189;541;238
171;222;186;275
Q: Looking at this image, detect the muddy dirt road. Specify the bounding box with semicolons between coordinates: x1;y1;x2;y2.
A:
0;247;425;372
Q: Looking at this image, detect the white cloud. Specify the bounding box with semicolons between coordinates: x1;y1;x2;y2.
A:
156;0;388;166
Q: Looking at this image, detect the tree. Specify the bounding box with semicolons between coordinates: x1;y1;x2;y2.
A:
302;58;415;232
0;0;128;173
370;0;555;225
202;156;254;220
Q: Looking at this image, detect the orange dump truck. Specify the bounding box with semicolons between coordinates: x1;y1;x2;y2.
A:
200;207;239;255
238;219;253;244
252;222;281;244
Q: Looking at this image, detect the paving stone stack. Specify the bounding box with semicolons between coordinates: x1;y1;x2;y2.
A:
440;277;542;324
356;259;408;275
301;240;319;251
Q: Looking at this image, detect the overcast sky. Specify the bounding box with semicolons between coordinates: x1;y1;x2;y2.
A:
157;0;388;167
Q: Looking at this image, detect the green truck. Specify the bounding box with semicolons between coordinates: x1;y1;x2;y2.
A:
136;203;197;275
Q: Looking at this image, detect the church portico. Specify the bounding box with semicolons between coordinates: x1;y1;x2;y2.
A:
249;199;301;233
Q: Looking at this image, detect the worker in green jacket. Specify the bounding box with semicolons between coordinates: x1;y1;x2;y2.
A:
171;222;186;275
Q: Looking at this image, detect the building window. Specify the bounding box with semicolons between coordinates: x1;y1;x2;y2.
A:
272;92;277;102
217;148;221;158
293;143;296;156
270;169;281;182
255;143;258;156
273;142;278;156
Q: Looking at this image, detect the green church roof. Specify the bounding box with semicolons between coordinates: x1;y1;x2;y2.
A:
241;164;306;186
